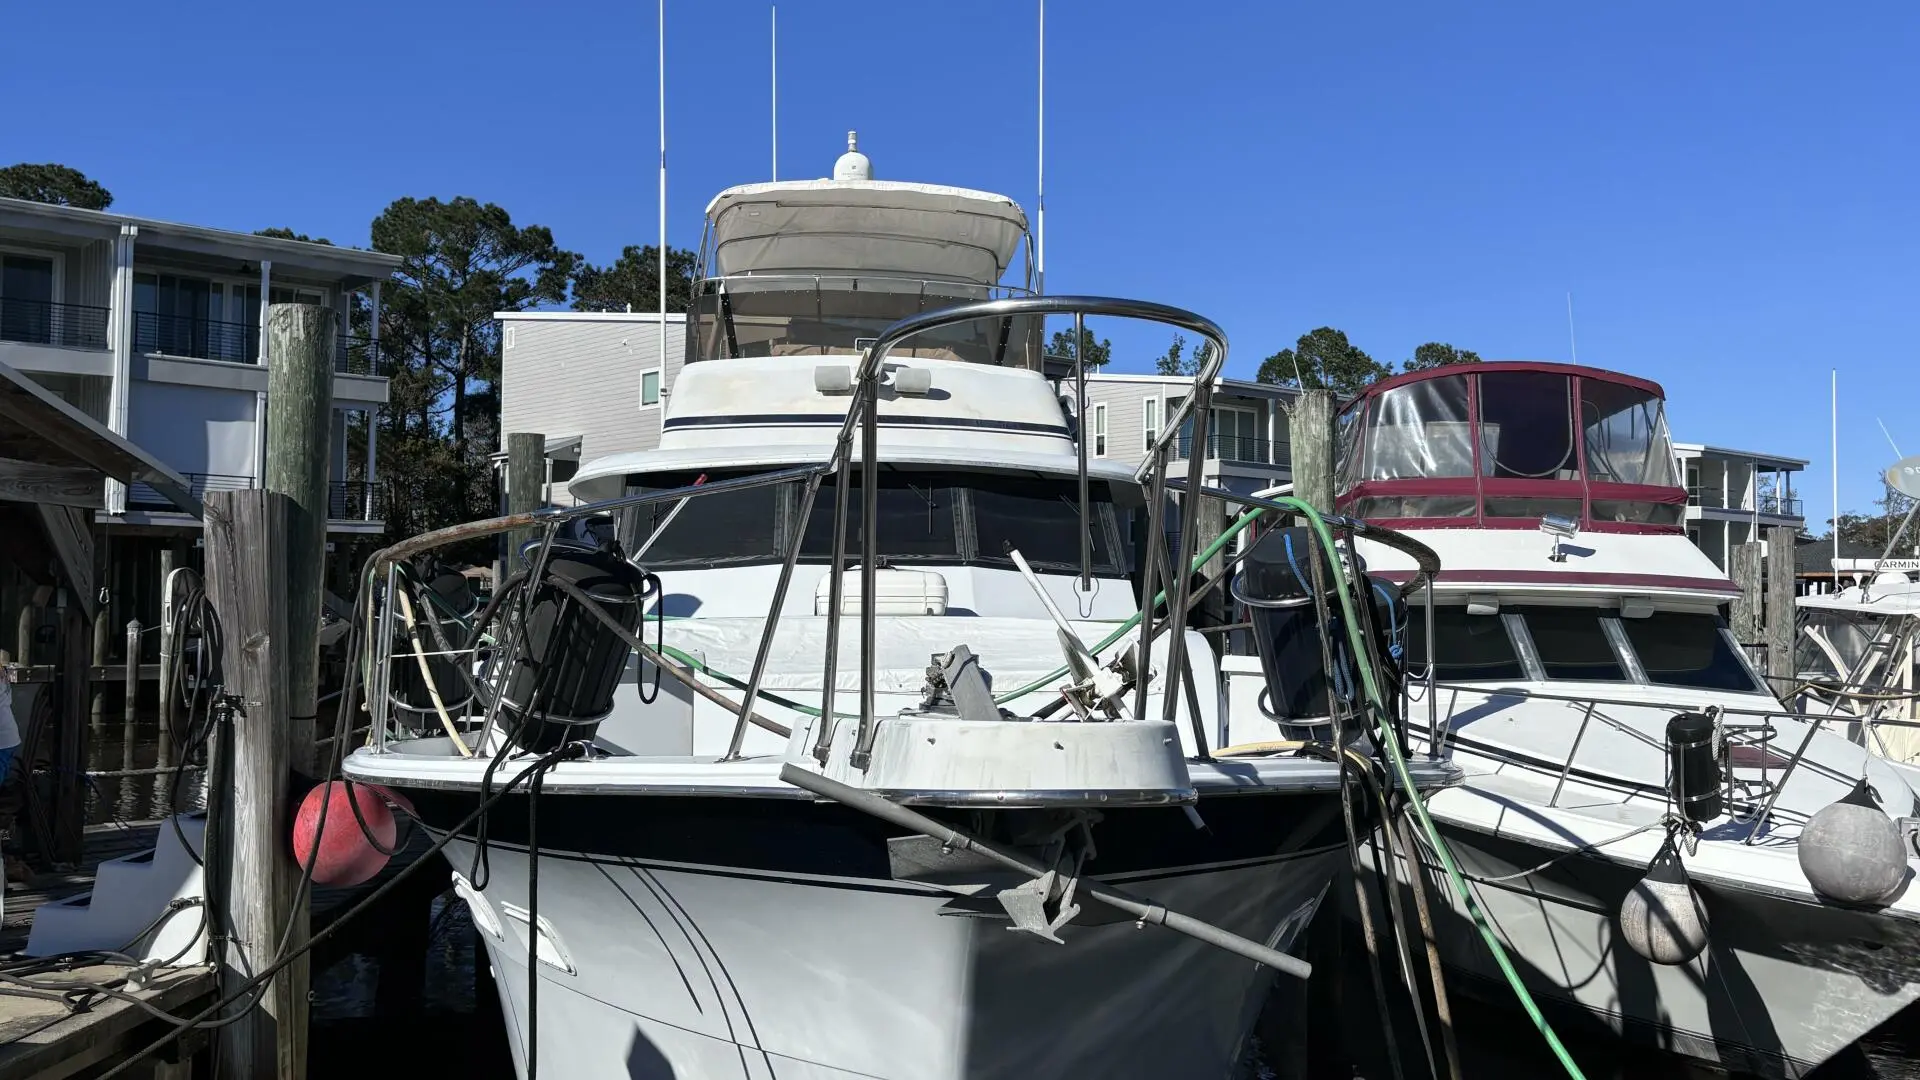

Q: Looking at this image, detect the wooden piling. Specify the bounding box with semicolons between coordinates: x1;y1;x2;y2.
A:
89;608;108;736
1290;389;1337;513
14;604;31;667
156;550;175;814
505;432;546;570
265;304;334;780
1730;542;1763;646
1766;525;1797;685
203;490;307;1080
55;605;87;863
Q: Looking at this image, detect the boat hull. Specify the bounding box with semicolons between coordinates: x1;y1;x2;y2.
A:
1369;820;1920;1078
410;788;1348;1080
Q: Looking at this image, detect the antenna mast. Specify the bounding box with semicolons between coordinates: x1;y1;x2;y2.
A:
1833;368;1840;572
658;0;668;385
760;4;768;178
1036;0;1045;295
771;4;778;180
1565;292;1578;364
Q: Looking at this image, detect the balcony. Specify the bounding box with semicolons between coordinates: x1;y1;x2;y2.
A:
1176;432;1274;464
131;313;389;378
336;335;389;377
329;480;386;522
1685;485;1803;518
0;298;110;350
127;472;256;511
1759;493;1803;518
134;312;257;364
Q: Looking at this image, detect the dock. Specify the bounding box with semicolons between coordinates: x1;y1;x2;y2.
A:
0;820;438;1080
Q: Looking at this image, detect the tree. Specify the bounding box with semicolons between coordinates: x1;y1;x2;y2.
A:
255;227;333;246
1828;484;1919;556
0;163;112;209
1045;326;1111;370
1153;333;1213;377
371;197;578;535
1255;327;1393;396
570;244;696;312
1402;342;1480;373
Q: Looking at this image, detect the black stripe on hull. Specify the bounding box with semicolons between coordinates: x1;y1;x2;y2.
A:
662;412;1071;438
404;786;1354;886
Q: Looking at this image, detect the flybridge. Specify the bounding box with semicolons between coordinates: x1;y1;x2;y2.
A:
683;134;1046;370
1335;361;1689;534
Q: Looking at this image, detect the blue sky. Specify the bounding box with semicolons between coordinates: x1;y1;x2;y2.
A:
3;1;1915;518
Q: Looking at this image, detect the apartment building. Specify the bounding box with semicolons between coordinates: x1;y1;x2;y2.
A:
1673;442;1808;569
496;310;688;505
0;195;401;630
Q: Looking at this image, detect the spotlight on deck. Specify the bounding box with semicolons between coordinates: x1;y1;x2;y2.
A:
1540;513;1580;563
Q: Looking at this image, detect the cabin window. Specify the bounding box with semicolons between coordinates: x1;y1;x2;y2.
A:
1404;606;1526;682
1580;380;1677;488
800;474;963;561
1617;612;1762;692
623;473;784;565
971;476;1122;574
1512;605;1629;681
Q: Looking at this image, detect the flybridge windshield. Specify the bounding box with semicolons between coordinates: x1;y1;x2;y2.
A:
684;275;1045;368
618;468;1128;574
1335;367;1686;529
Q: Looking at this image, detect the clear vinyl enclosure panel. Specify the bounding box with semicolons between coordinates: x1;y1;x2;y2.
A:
1336;365;1685;528
684;274;1045;369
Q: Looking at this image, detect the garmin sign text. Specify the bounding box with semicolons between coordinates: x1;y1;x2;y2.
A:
1888;456;1920;500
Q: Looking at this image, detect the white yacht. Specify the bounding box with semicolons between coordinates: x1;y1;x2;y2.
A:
1303;361;1920;1078
1797;563;1920;777
342;143;1456;1080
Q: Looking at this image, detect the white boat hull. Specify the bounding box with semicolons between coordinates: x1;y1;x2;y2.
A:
1369;821;1920;1078
427;793;1343;1080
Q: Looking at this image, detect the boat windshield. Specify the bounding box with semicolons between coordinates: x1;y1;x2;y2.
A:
683;274;1044;368
618;467;1130;575
1337;367;1685;530
1404;603;1764;692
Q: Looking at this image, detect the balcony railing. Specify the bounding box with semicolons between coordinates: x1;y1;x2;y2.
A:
0;297;110;350
126;472;257;512
329;480;385;522
1686;485;1803;518
134;312;258;364
336;335;390;377
1759;494;1803;518
1176;432;1274;464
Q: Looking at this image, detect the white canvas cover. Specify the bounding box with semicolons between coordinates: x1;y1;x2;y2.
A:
704;180;1029;285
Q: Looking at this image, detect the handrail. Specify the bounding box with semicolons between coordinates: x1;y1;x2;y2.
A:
833;295;1231;768
365;464;831;572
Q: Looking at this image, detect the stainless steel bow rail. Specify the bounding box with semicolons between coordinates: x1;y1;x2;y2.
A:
1409;681;1871;839
357;295;1248;768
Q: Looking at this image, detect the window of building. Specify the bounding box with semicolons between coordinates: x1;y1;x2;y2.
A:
640;369;662;407
1143;397;1159;452
0;253;58;345
1210;405;1262;461
1091;403;1107;456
